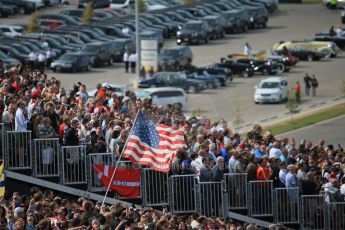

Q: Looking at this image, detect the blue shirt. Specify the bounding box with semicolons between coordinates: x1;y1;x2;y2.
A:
285;171;297;188
254;149;264;159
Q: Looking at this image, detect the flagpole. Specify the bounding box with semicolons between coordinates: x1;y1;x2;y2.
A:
101;110;141;207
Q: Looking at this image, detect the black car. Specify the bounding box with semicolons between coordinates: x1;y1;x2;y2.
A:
177;20;210;45
203;15;225;39
78;0;110;8
138;72;205;94
274;48;326;62
104;39;133;62
39;14;81;26
0;0;35;14
215;58;255;78
230;57;279;75
78;42;113;67
314;34;345;50
0;3;14;17
51;53;92;73
0;44;27;64
193;67;233;87
159;46;193;71
0;50;21;69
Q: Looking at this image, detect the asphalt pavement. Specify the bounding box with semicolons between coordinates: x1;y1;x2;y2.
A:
2;3;345;128
277;114;345;146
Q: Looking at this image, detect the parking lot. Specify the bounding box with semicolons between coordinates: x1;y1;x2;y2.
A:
1;2;344;127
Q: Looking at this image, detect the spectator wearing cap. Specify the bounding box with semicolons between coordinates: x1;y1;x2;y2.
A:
269;142;282;160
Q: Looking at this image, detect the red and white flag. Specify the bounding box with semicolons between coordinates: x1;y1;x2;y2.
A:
122;111;186;172
93;165;141;198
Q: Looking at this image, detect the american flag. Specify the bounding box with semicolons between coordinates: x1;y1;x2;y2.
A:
122;111;186;172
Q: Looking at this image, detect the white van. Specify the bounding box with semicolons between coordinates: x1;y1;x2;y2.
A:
136;87;188;109
109;0;135;9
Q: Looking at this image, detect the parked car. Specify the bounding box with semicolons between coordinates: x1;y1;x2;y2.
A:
159;46;193;71
176;20;210;45
314;34;345;50
136;87;188;109
273;40;338;58
187;72;221;89
0;50;21;69
203;15;225;39
78;0;110;8
138;72;205;93
254;76;289;104
109;0;134;9
51;53;92;73
234;58;279;75
215;58;255;78
0;0;35;14
0;44;28;64
25;0;45;9
0;2;14;17
39;14;81;26
0;25;23;37
273;45;327;62
195;67;232;87
78;42;113;67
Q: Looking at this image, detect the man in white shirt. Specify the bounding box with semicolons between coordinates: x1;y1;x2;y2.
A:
191;150;208;174
15;100;29;167
37;52;46;72
335;26;343;37
269;142;282;159
129;52;137;73
15;101;28;132
243;42;253;56
28;51;37;70
123;50;129;73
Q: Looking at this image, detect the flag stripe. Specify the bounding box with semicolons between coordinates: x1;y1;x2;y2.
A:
122;112;186;172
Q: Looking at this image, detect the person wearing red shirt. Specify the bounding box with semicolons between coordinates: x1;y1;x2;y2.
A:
294;81;301;103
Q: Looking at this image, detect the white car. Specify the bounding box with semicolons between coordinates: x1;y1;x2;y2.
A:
254;77;289;104
24;0;45;9
136;87;188;109
0;25;24;37
109;0;135;9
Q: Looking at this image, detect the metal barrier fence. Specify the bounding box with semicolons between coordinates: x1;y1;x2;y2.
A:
327;202;345;230
141;168;169;207
169;175;197;214
274;188;299;224
0;123;3;160
247;180;274;217
224;173;247;210
4;131;32;170
198;181;224;217
33;138;60;177
61;145;87;185
300;195;326;230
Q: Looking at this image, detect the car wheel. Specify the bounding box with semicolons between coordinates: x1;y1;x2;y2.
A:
87;64;92;71
307;55;314;62
241;71;249;78
188;86;196;94
322;50;332;58
207;83;213;89
18;7;25;15
254;101;259;104
177;41;181;45
261;68;269;76
262;22;267;28
277;63;285;73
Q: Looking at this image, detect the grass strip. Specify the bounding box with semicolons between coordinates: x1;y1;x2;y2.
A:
264;103;345;135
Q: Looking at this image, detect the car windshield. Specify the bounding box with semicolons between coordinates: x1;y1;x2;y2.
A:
183;23;200;30
14;28;23;33
0;51;7;59
260;82;280;89
176;73;187;80
60;54;77;61
162;49;178;56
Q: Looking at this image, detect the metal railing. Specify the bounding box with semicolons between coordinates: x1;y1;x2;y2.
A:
198;181;224;217
0;123;4;160
274;188;299;224
327;202;345;230
4;131;32;170
300;195;326;230
33;138;60;177
247;180;274;217
61;145;87;185
224;173;247;210
169;175;197;214
141;168;169;207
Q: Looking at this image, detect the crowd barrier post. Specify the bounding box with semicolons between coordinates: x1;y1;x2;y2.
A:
61;145;87;185
300;195;326;230
32;138;60;177
274;187;299;224
4;131;32;170
0;123;4;161
326;202;345;230
247;180;274;217
224;173;248;210
169;175;197;214
141;168;169;207
198;181;224;217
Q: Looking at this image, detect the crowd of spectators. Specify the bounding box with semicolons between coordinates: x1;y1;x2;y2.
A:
0;60;344;229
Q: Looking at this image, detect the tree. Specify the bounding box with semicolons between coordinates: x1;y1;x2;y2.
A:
180;0;195;4
26;12;40;33
286;90;300;122
81;3;93;25
138;0;146;13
